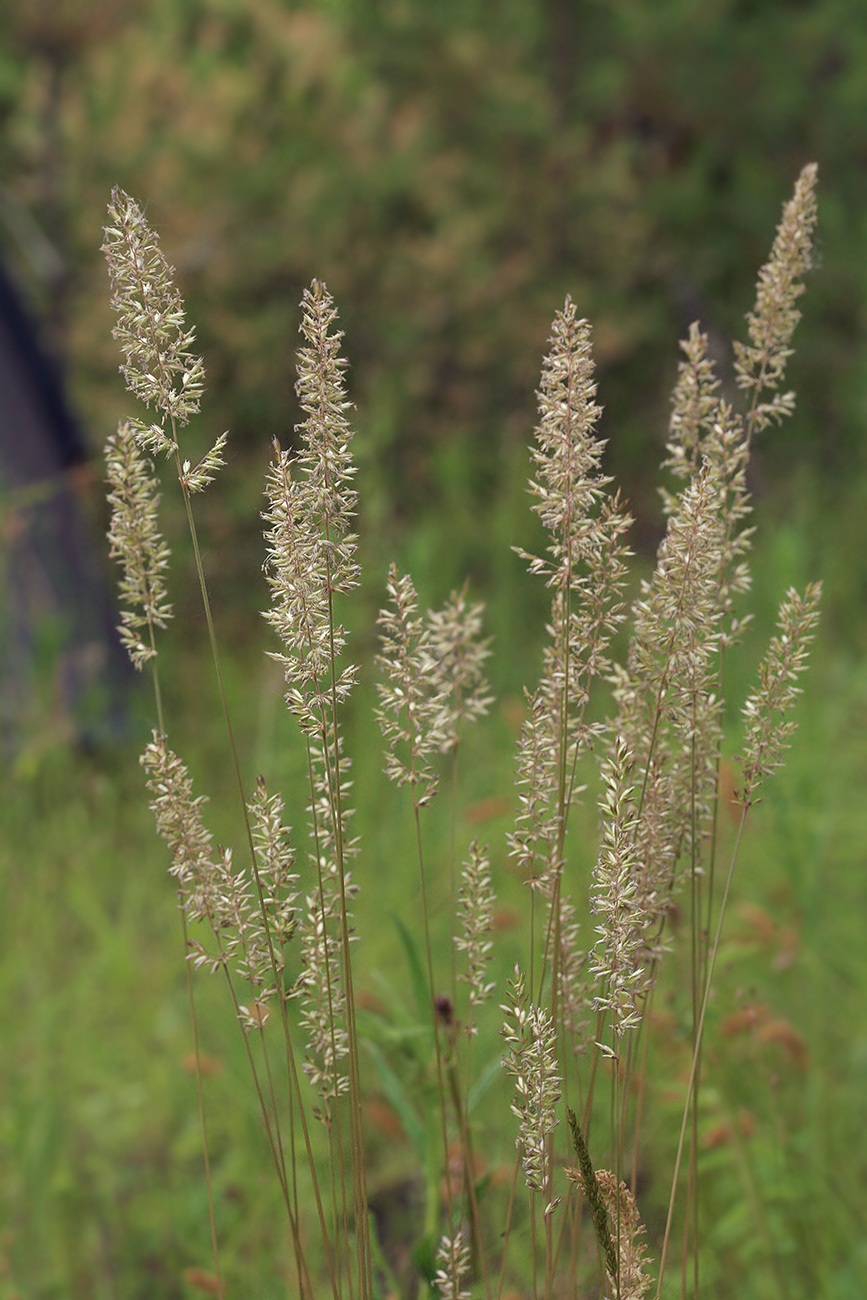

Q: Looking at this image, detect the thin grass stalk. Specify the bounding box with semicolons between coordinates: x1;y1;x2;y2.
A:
414;804;458;1240
628;988;653;1202
175;811;308;1279
323;523;372;1300
261;448;354;1214
104;416;224;1287
686;729;701;1299
255;1028;292;1216
615;1019;640;1194
103;189;317;1269
302;742;353;1290
280;1007;342;1298
179;885;223;1294
248;775;343;1295
609;1067;620;1298
444;1047;491;1299
495;1159;521;1300
217;971;303;1258
656;806;747;1293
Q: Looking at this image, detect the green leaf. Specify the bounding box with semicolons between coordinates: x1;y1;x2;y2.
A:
363;1039;426;1163
391;912;432;1027
466;1051;503;1115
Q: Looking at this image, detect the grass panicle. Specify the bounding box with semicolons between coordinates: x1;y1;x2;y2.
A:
105;420;172;673
427;585;493;752
102;186;205;432
375;563;448;805
501;965;562;1208
434;1228;472;1300
734;161;819;438
594;1171;653;1300
455;840;496;1035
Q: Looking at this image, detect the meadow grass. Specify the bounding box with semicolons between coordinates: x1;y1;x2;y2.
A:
6;163;867;1299
3;627;866;1299
98;165;822;1300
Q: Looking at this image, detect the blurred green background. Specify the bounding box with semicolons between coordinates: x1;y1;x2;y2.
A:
3;0;867;605
1;1;866;1296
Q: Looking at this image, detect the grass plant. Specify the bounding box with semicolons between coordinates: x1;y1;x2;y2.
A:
93;166;826;1299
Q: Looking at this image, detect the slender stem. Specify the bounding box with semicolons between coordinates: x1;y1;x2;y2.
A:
496;1159;521;1300
180;908;224;1299
656;806;749;1295
630;984;654;1197
412;800;456;1238
325;581;372;1300
446;1050;491;1300
147;621;165;737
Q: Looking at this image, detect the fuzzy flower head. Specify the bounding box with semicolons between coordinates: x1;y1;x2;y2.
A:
513;300;632;903
501;965;562;1209
105;420;172;669
519;298;632;656
455;839;496;1030
433;1229;471;1300
102;187;205;432
520;299;606;590
734;162;818;439
590;737;644;1047
262;444;334;724
738;582;821;808
664;322;723;492
262;283;359;732
140;732;217;923
298;866;352;1111
294;280;359;596
376;564;447;806
595;1171;652;1300
427;585;492;752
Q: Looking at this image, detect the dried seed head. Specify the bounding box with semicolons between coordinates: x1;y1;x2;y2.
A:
734;163;818;439
739;582;821;808
455;840;496;1029
594;1171;652;1300
376;563;447;805
427;584;492;751
501;966;562;1199
433;1229;471;1300
105;420;172;669
590;737;644;1046
102;187;205;426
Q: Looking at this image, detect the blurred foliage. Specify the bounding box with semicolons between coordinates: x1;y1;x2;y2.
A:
1;0;866;601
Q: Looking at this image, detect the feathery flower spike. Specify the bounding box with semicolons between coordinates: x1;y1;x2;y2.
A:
105;420;172;669
102;187;205;433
